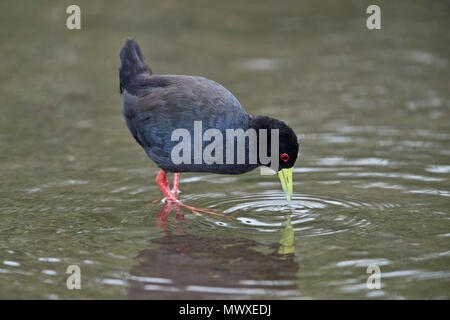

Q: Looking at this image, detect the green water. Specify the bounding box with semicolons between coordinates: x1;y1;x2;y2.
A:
0;0;449;299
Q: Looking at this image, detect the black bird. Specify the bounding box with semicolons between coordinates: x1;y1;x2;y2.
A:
119;39;299;215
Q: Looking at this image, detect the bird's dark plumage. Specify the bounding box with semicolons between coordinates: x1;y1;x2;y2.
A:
119;38;298;175
119;39;152;95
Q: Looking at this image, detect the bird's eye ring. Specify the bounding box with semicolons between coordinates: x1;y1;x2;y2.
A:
280;153;289;162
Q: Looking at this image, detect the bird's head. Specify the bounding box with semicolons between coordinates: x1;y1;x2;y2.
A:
276;121;299;202
252;116;299;201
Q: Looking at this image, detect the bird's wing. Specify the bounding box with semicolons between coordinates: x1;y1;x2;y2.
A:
124;74;248;129
135;75;243;112
121;75;249;168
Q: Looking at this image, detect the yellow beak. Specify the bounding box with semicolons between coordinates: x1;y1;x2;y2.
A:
278;167;293;201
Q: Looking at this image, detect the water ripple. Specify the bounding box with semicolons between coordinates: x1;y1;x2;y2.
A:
182;191;385;236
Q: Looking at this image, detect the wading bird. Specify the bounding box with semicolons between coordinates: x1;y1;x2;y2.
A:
119;39;299;215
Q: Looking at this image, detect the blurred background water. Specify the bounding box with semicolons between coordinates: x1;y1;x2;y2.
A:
0;0;449;299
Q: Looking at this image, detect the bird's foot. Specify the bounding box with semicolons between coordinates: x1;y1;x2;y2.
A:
154;170;231;218
144;198;163;206
145;194;227;217
164;197;230;218
178;201;229;218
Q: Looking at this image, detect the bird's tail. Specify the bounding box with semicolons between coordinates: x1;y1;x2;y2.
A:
119;38;152;94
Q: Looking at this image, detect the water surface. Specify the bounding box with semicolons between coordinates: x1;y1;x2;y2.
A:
0;0;449;299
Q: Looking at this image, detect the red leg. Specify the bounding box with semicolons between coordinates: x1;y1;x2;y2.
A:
172;172;180;196
156;170;177;202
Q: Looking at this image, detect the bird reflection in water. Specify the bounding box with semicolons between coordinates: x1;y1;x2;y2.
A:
152;200;185;231
127;201;299;299
150;197;231;231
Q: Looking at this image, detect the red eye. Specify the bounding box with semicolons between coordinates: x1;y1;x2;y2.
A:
280;153;289;162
